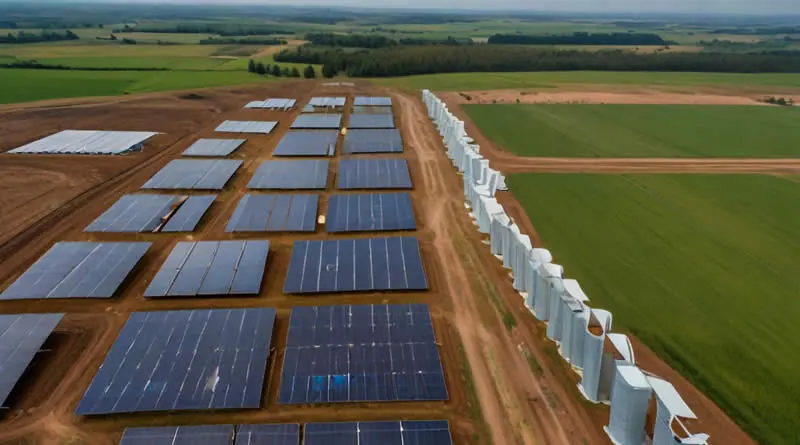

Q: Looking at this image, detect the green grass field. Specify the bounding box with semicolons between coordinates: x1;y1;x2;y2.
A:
463;104;800;158
507;173;799;445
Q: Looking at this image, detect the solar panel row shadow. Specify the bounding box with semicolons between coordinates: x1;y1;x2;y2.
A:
305;421;452;445
291;114;343;130
227;194;318;233
283;237;427;294
279;304;447;403
85;195;214;233
182;139;245;157
142;160;242;190
144;241;269;297
0;313;63;407
348;114;395;130
353;97;393;107
0;242;151;301
160;195;216;232
273;131;338;157
342;130;403;154
326;193;416;233
337;159;412;190
248;160;329;190
75;307;276;415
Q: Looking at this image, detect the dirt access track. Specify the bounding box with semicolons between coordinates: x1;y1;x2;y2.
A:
0;82;614;445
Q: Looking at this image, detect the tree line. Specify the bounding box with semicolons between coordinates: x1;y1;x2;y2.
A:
199;37;287;45
487;32;673;46
247;60;317;79
113;23;289;36
0;29;79;44
304;32;471;48
0;59;166;71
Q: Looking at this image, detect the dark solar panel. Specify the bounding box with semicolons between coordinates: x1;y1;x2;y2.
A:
283;237;427;294
144;241;269;298
342;130;403;154
278;305;447;403
182;139;245;157
160;195;216;232
235;424;300;445
85;194;214;233
326;193;416;233
226;194;318;233
120;425;234;445
273;131;338;157
337;159;412;190
75;307;276;415
141;160;242;190
0;313;63;408
248;160;329;190
305;421;453;445
353;97;392;107
291;114;343;130
348;114;395;129
0;242;150;301
352;106;393;115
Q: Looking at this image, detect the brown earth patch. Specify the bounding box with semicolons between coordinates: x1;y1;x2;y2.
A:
445;89;773;105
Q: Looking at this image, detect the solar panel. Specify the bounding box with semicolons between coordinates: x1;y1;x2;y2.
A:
353;97;392;107
142;160;242;190
0;313;63;408
120;425;234;445
309;97;346;108
244;98;297;110
248;160;329;190
348;114;395;129
337;159;412;190
75;307;276;415
305;421;453;445
215;121;277;134
352;106;393;115
144;241;270;297
291;115;343;130
0;242;150;300
236;424;300;445
278;304;447;403
326;193;416;233
283;237;427;294
182;139;245;157
342;129;403;154
273;131;338;157
85;194;214;233
226;195;318;233
9;130;157;155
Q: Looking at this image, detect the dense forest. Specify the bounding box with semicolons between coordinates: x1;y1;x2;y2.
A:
305;32;470;48
487;32;672;45
0;30;79;44
711;26;800;35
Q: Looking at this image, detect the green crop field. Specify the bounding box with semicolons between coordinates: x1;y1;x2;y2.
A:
507;173;799;445
463;104;800;158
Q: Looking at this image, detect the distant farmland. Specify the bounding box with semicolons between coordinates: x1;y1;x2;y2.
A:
507;173;800;445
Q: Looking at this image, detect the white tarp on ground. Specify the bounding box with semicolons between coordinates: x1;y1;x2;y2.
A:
605;365;652;445
9;130;158;155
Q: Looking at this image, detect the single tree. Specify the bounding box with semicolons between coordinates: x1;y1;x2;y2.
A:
271;65;282;76
321;63;336;78
255;62;267;75
281;67;291;77
247;59;256;73
290;67;301;77
264;64;272;74
303;65;316;79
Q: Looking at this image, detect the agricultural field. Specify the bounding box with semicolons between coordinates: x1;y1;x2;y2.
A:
505;173;800;445
462;104;800;158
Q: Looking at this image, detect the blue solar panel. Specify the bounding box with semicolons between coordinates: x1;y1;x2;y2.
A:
273;131;338;157
342;130;403;154
284;237;427;294
76;308;276;415
0;313;63;408
161;195;216;232
120;425;234;445
248;160;329;190
142;160;242;190
227;194;318;232
326;193;416;233
85;195;179;233
236;424;300;445
144;241;269;298
305;421;452;445
278;305;447;404
337;159;412;190
291;114;342;130
348;114;395;129
0;242;150;301
182;139;245;157
353;97;392;107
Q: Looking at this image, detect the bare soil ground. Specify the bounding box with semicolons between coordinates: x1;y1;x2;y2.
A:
445;89;773;105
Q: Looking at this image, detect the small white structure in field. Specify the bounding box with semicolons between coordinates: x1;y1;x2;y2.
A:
648;377;710;445
605;365;652;445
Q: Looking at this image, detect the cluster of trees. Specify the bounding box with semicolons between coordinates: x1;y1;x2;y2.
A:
113;23;288;36
0;59;166;71
300;45;800;77
199;37;287;45
0;29;79;44
305;32;471;48
712;26;800;35
761;96;794;106
487;32;672;46
247;60;317;78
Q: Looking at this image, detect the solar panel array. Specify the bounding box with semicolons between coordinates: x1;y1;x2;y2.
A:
0;313;64;408
337;159;412;190
182;139;245;157
279;304;447;403
85;194;214;233
248;160;329;190
227;194;318;233
326;193;416;233
309;97;346;108
9;130;158;155
283;237;427;294
273;131;338;157
216;121;277;134
342;129;403;154
244;98;297;110
352;106;393;115
0;242;150;301
348;114;395;130
142;160;242;190
75;308;276;415
353;97;392;107
119;425;233;445
144;241;270;297
291;114;343;130
305;421;453;445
